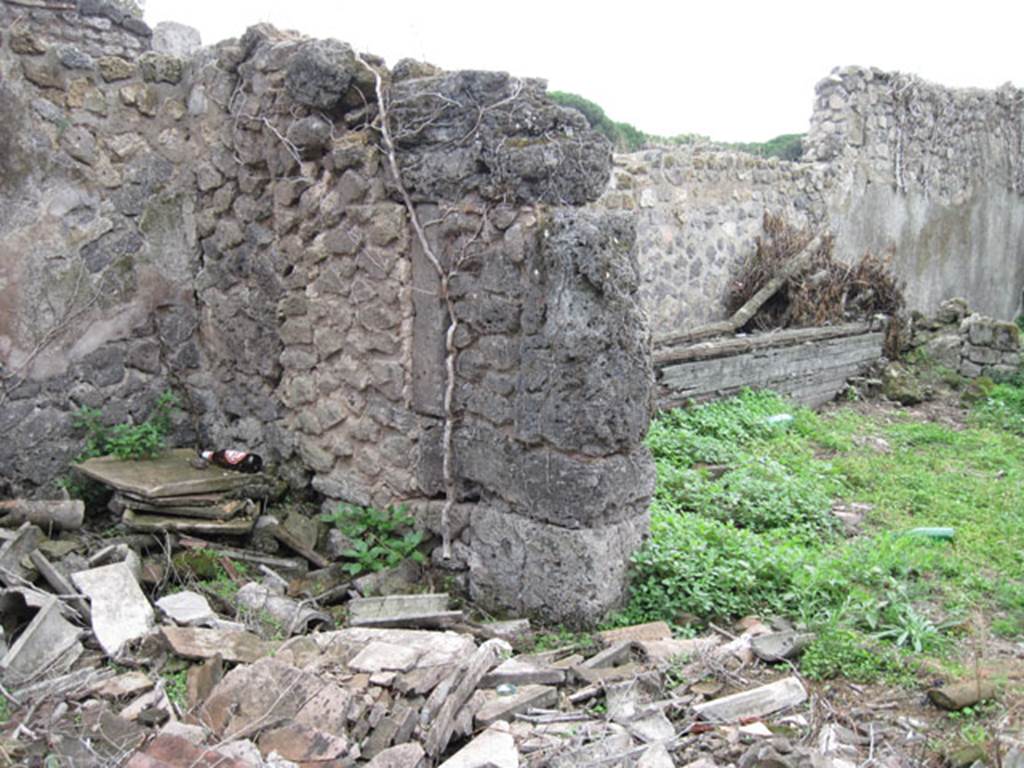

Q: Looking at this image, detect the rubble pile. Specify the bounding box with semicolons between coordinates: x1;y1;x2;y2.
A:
0;462;1018;766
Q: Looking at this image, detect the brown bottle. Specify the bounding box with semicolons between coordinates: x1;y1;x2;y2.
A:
199;449;263;474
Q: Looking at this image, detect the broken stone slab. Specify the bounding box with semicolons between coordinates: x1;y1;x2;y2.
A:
187;654;223;710
156;590;218;626
927;678;998;710
0;595;83;687
0;523;42;586
71;561;155;657
475;684;559;727
29;550;92;623
120;685;173;722
120;496;250;521
626;710;676;744
125;733;253;768
580;640;637;669
0;499;84;530
123;506;257;536
348;641;422;673
693;676;808;723
751;631;815;662
439;721;519;768
236;581;333;635
90;671;155;700
161;626;277;663
363;701;417;759
258;722;351;763
348;593;463;628
366;742;426;768
75;449;261;497
481;656;567;687
638;636;722;665
637;741;675;768
353;559;425;597
158;720;210;745
478;618;531;643
574;663;646;685
598;621;673;647
269;517;329;568
200;658;325;739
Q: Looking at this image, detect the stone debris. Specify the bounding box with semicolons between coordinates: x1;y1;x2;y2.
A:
349;593;464;629
71;560;155;657
0;593;83;687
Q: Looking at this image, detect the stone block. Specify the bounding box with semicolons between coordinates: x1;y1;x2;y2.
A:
964;344;1000;365
468;506;649;626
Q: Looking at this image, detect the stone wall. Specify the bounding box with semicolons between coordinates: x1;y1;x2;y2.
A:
603;67;1024;339
0;5;653;625
914;298;1021;380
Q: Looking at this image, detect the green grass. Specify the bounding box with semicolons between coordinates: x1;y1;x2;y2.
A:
621;387;1024;681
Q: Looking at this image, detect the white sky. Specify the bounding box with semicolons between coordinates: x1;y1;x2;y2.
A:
145;1;1024;143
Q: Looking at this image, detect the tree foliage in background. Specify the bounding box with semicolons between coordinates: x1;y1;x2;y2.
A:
547;90;805;159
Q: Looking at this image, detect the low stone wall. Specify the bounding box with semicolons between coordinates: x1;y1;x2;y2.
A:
915;299;1021;380
655;322;886;410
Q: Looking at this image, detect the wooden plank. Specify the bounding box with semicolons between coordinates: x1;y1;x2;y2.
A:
654;323;871;365
75;449;258;498
692;676;807;723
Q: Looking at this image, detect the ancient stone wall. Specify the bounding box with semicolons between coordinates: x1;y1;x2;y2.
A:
600;149;830;333
0;6;653;624
604;67;1024;340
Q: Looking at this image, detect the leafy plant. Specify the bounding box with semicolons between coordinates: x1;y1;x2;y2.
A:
162;669;188;711
72;389;179;460
800;628;902;682
321;503;425;576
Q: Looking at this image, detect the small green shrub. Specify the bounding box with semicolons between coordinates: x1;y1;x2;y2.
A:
801;628;902;682
321;503;425;576
162;670;188;710
972;382;1024;434
72;390;179;460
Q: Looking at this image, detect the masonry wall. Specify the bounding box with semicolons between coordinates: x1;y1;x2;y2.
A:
604;67;1024;340
0;5;653;624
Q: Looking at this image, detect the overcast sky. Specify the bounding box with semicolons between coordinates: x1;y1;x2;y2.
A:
145;1;1024;143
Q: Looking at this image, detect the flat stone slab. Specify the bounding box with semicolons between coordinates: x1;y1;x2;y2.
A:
693;676;808;723
161;626;277;663
122;506;257;535
0;596;83;686
348;641;421;673
439;721;518;768
75;449;258;498
348;593;462;628
156;591;217;626
475;685;558;727
71;561;155;657
481;657;567;687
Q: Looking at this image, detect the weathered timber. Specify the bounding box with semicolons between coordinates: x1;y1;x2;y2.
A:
0;500;84;530
654;322;871;366
657;329;884;409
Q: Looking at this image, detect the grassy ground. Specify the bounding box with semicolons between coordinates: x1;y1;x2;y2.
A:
614;381;1024;689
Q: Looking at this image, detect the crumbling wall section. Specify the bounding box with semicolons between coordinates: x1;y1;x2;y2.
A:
0;1;201;492
809;67;1024;321
0;12;655;625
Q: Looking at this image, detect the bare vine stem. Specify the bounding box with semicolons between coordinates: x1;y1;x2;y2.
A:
355;53;458;558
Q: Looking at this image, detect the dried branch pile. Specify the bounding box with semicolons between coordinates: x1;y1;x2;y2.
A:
726;213;905;332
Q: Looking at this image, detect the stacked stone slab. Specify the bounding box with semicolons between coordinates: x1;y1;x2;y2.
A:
0;7;653;624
